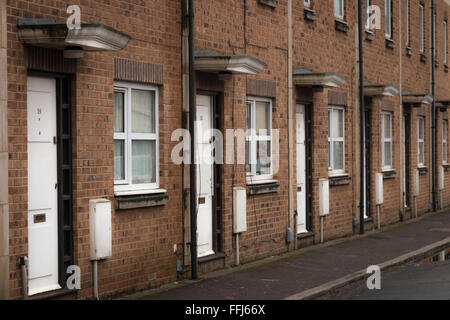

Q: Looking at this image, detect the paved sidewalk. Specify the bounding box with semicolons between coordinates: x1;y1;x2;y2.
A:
126;211;450;300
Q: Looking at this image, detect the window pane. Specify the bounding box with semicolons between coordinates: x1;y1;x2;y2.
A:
418;119;424;139
255;101;270;135
246;140;251;174
114;140;125;180
114;92;124;133
335;0;343;17
444;142;448;162
132;140;156;184
419;142;424;164
385;0;391;36
328;110;331;138
333;141;344;170
384;114;391;139
131;89;155;133
256;140;271;176
384;142;392;167
246;102;252;130
332;109;344;138
328;141;331;168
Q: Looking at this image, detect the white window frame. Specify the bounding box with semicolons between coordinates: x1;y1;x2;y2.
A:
444;20;448;64
419;3;424;53
328;106;345;174
443;120;448;164
114;81;160;193
385;0;392;39
246;97;273;182
406;0;409;46
381;112;393;170
334;0;344;20
417;117;425;167
304;0;311;8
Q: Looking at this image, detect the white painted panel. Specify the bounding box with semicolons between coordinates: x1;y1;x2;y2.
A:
90;199;112;260
376;173;384;205
27;76;60;296
319;179;330;216
233;187;247;233
196;95;214;257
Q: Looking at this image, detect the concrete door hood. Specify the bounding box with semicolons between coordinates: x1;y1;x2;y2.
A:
17;19;131;52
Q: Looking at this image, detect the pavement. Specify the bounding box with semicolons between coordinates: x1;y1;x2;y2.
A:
316;260;450;300
121;210;450;300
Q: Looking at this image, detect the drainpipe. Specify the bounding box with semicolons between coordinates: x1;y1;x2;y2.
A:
431;0;437;212
0;0;9;300
188;0;198;280
399;0;404;217
19;257;28;300
357;0;365;234
287;0;295;249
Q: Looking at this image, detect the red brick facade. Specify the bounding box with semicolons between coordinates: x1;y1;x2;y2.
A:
1;0;449;299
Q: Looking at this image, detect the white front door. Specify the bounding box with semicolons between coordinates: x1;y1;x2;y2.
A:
296;104;307;233
27;76;61;295
196;95;214;257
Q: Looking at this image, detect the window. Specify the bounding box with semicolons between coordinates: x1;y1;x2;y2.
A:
246;97;272;180
334;0;344;20
385;0;392;39
114;82;159;192
444;120;448;164
444;20;448;64
328;107;345;173
304;0;311;8
417;117;425;166
406;0;409;45
365;0;371;29
419;3;424;53
381;112;393;169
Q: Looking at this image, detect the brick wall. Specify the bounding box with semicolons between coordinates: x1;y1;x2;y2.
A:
4;0;450;299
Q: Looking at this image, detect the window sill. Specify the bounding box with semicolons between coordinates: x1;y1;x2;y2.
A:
335;19;349;33
418;166;428;175
115;191;168;210
246;178;277;186
258;0;277;8
444;64;449;73
385;38;395;49
420;53;427;63
247;180;280;195
114;188;167;197
329;173;351;186
364;216;373;223
382;169;397;179
443;164;450;172
406;46;412;56
304;8;316;21
365;30;374;41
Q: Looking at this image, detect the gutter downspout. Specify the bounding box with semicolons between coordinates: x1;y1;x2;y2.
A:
0;0;9;300
399;0;404;218
357;0;365;234
287;0;295;249
188;0;198;280
431;0;437;212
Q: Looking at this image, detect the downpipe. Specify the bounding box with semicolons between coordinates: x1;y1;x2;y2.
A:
18;256;28;300
92;260;99;300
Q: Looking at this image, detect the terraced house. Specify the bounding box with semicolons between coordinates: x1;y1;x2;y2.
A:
0;0;448;299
